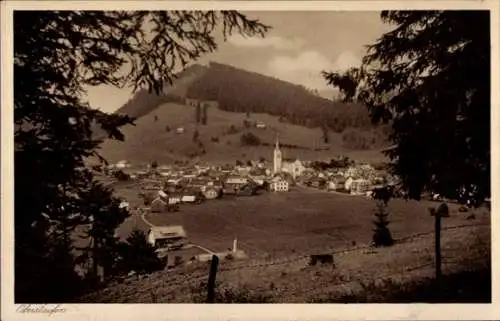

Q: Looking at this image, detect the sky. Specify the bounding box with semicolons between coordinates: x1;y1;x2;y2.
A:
85;11;393;113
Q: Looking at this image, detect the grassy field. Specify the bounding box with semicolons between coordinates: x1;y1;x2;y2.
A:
114;185;490;260
84;213;490;303
99;102;387;165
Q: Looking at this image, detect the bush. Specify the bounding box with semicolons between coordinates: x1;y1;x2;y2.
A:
114;170;130;181
240;132;261;146
226;125;239;135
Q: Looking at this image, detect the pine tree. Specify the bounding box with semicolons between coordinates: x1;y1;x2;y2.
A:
372;200;394;247
117;229;165;275
201;104;208;125
195;104;202;124
193;129;200;142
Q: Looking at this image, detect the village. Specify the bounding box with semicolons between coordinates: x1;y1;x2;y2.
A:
100;134;405;268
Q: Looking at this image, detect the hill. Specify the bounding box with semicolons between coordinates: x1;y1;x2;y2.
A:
97;62;390;165
99;102;388;165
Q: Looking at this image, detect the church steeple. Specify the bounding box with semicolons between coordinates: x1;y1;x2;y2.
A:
273;132;282;174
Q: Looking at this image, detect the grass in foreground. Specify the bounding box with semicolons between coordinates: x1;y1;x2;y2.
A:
185;267;491;303
308;267;491;303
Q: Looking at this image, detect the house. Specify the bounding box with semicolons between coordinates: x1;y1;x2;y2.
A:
225;176;249;189
282;159;306;179
203;187;220;200
119;201;130;210
330;176;346;191
167;194;182;205
151;197;167;213
256;121;266;129
350;179;371;195
180;188;204;204
148;225;188;250
115;160;130;169
345;177;354;191
270;176;289;192
249;175;266;186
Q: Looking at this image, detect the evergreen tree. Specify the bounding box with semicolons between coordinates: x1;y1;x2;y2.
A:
372;200;395;247
14;10;269;302
195;104;202;124
116;230;165;275
324;11;490;204
201;104;208;125
193;129;200;142
321;123;329;144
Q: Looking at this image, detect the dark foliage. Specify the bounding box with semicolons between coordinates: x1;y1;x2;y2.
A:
195;104;202;124
372;185;394;206
324;11;490;204
115;230;165;275
14;10;269;303
372;200;395;247
226;125;240;135
240;132;261;146
113;170;131;181
193;129;200;142
342;127;388;150
201;104;208;125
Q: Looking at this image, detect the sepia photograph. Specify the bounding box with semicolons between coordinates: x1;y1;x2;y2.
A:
1;0;499;319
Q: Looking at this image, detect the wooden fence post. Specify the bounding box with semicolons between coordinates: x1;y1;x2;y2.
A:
434;211;442;283
430;202;449;294
206;255;219;303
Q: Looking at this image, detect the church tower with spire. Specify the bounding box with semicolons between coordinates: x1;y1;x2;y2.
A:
273;134;282;174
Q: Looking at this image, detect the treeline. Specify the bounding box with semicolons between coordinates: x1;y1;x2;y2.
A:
185;62;375;133
341;126;391;150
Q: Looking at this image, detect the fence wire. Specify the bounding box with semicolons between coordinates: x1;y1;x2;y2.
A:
156;222;490;289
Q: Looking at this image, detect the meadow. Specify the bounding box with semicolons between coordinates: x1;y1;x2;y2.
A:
115;185;490;260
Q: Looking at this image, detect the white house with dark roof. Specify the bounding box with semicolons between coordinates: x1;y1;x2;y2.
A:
148;225;187;250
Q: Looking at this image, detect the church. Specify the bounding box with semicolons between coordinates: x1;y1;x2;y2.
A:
272;134;306;180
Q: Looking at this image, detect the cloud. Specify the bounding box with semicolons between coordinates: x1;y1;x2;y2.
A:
227;35;304;50
266;50;362;90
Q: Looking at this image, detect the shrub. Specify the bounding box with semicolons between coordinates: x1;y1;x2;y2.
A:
240;132;261;146
114;170;130;181
226;125;239;135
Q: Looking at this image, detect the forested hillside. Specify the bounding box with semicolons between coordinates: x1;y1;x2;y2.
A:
185;62;376;133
